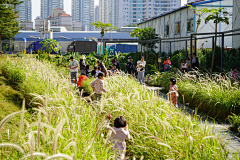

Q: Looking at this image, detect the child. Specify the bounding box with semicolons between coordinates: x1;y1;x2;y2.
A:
85;64;90;78
112;65;119;74
231;66;240;80
77;73;88;92
163;57;171;72
106;114;130;160
90;72;107;101
96;66;101;77
91;66;98;78
169;77;178;108
108;65;113;76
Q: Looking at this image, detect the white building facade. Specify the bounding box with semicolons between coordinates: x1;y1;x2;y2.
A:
119;0;181;28
72;0;95;31
41;0;64;19
233;0;240;49
138;0;234;53
15;0;32;21
99;0;110;24
95;6;99;22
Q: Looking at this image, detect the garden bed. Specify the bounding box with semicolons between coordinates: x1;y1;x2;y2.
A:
145;71;240;121
0;56;232;159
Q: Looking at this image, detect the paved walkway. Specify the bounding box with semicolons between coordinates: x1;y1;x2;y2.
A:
146;86;240;158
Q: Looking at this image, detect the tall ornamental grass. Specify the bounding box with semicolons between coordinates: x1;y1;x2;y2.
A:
0;57;236;159
146;71;240;120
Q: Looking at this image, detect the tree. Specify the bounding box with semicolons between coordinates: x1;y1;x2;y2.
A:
91;21;117;55
204;8;229;73
188;5;208;34
39;39;62;54
130;27;159;52
188;6;229;72
0;0;24;51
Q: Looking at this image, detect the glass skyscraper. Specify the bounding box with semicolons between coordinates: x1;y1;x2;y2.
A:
15;0;32;22
72;0;95;31
41;0;64;19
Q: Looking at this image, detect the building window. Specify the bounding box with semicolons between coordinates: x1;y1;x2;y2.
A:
175;22;180;34
164;25;169;37
187;19;194;32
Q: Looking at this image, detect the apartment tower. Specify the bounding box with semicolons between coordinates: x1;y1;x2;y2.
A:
72;0;95;31
15;0;32;21
41;0;64;19
119;0;181;27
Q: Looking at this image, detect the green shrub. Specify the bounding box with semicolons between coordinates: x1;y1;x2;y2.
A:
228;114;240;134
145;71;240;120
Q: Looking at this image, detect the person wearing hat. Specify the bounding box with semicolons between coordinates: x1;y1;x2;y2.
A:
79;55;86;75
69;56;79;84
125;56;133;74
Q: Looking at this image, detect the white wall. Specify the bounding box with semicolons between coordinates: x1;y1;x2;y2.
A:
138;3;233;54
233;0;240;49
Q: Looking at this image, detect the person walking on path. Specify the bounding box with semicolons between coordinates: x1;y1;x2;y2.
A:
79;55;86;75
97;60;107;76
137;56;146;84
91;72;108;101
192;53;199;71
169;77;178;108
112;57;120;70
69;56;79;84
125;56;133;75
106;114;130;160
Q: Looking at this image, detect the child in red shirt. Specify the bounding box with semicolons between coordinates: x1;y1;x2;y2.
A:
77;73;88;89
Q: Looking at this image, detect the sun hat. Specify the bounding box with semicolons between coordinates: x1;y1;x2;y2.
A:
137;60;141;64
81;55;86;59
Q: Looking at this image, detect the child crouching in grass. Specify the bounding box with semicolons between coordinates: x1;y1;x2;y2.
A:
169;77;178;108
106;114;130;160
90;72;107;101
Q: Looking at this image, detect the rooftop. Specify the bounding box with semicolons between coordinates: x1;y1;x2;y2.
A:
60;14;71;17
14;31;137;41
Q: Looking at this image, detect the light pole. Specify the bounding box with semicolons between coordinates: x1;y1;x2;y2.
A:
109;13;112;41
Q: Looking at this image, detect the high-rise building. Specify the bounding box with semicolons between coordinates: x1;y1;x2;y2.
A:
109;0;119;28
99;0;110;24
72;0;95;31
15;0;32;22
119;0;181;27
99;0;119;27
41;0;64;19
95;6;99;22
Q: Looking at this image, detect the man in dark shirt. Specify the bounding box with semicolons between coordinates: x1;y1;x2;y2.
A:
192;53;199;71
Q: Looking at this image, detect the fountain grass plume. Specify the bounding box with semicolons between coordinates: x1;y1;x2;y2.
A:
0;56;235;159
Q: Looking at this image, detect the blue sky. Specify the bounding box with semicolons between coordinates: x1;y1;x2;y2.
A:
32;0;187;21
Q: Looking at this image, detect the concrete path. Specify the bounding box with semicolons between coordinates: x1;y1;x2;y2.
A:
146;86;240;158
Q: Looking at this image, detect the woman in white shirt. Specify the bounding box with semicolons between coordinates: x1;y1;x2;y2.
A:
137;56;146;84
